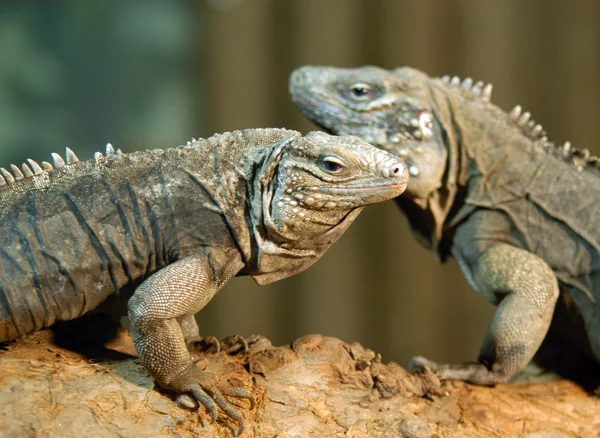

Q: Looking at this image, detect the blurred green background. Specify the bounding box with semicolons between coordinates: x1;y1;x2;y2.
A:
1;0;599;368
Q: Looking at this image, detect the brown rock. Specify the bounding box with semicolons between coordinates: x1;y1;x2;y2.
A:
1;331;599;437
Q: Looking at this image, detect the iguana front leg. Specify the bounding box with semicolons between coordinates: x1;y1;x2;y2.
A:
128;252;255;435
410;243;559;385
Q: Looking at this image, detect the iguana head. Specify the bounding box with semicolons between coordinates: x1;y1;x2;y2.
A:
249;129;408;284
289;66;449;200
268;131;408;238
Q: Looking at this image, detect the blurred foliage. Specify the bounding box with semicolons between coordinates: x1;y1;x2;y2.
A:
0;1;199;165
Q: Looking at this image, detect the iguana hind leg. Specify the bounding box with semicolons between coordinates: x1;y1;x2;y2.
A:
410;243;559;385
177;314;221;353
128;252;254;436
179;315;254;355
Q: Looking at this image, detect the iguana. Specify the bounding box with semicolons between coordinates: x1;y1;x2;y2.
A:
0;128;408;435
289;65;600;386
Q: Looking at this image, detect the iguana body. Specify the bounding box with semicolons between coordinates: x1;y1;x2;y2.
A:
290;66;600;385
0;128;408;434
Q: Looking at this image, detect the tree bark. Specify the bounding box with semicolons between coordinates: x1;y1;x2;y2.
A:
1;331;598;437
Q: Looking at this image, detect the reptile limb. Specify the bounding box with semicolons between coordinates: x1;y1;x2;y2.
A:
410;243;559;384
128;251;254;435
214;334;249;354
187;332;252;355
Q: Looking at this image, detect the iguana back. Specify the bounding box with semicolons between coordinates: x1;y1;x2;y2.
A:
0;146;219;340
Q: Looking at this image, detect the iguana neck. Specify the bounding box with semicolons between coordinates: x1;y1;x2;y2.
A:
176;130;319;275
246;146;365;285
406;79;549;259
398;80;471;259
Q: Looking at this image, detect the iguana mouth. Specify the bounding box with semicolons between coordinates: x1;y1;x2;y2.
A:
314;179;408;195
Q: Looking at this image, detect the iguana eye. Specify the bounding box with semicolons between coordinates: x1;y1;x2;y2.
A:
319;156;346;174
349;83;372;101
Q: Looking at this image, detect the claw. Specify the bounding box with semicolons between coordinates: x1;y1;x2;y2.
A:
189;334;254;355
203;386;246;436
221;334;249;354
407;355;439;373
204;336;222;353
221;386;256;410
175;393;198;409
408;356;506;384
172;362;255;435
191;386;218;424
188;336;221;354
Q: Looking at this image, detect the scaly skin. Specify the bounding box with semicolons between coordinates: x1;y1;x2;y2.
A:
0;128;408;435
290;65;600;386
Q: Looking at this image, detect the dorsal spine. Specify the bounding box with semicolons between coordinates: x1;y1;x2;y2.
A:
439;74;600;172
0;144;126;188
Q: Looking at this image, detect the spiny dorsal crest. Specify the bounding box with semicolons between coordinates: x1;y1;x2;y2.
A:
0;143;123;187
508;104;599;171
440;74;546;142
555;140;600;171
439;75;493;102
440;74;599;172
508;105;548;143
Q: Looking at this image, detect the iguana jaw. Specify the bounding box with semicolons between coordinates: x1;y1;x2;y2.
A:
298;179;409;210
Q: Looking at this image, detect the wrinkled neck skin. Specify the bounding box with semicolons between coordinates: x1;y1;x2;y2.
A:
391;80;470;258
269;168;362;247
268;178;362;251
399;79;542;258
247;147;362;285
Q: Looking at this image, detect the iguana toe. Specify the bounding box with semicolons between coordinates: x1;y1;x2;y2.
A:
408;356;508;385
191;334;263;355
169;364;254;436
190;384;218;424
407;355;440;373
220;386;256;409
188;335;221;354
220;334;250;354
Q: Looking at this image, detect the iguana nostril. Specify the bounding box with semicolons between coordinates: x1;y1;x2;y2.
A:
390;162;406;178
290;70;306;87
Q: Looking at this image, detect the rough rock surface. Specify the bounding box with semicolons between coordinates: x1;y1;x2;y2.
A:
1;331;599;437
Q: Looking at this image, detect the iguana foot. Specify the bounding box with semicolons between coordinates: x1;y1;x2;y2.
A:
168;363;256;436
188;336;222;354
189;334;263;355
220;334;253;354
221;334;270;354
408;356;508;385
